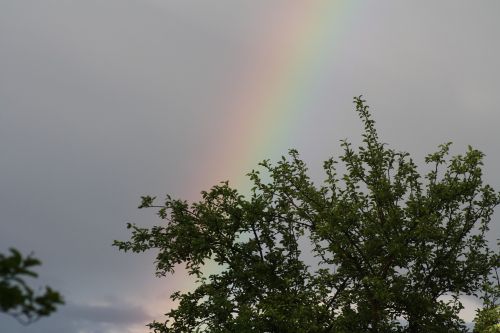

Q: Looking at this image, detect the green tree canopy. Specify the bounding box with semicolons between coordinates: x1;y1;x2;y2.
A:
474;306;500;333
0;248;64;324
115;97;500;332
474;267;500;333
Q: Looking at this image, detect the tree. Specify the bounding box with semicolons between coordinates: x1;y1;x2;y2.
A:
0;248;64;324
474;306;500;333
115;97;500;332
473;267;500;332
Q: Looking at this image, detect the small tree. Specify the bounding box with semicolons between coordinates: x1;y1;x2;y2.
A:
0;248;64;324
115;97;500;332
474;306;500;333
474;267;500;332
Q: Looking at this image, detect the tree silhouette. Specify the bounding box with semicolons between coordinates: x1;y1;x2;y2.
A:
116;97;499;332
0;248;64;324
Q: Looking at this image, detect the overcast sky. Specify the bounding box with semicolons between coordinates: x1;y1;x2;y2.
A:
1;1;499;332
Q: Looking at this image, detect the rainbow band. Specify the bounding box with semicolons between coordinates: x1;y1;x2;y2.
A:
191;1;357;194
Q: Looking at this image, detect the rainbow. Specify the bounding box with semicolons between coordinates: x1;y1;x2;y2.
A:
188;0;359;194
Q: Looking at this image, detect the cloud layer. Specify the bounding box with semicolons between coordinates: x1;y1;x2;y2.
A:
1;1;499;332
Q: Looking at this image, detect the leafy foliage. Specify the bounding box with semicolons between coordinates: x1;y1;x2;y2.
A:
0;248;64;324
474;267;500;332
474;306;500;333
115;97;500;332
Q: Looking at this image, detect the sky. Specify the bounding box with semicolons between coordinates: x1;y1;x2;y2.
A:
1;1;499;332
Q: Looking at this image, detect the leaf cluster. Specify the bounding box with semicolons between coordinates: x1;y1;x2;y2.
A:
0;248;64;325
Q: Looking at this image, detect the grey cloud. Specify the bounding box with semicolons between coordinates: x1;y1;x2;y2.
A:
1;1;499;332
0;301;152;333
63;301;153;325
